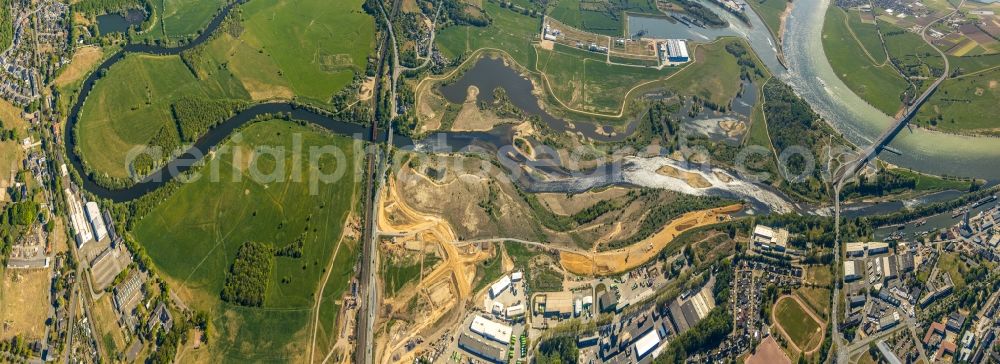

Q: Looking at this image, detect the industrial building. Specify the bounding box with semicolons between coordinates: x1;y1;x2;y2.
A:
65;188;92;247
846;242;866;257
867;242;890;255
751;224;789;252
113;272;143;313
470;315;513;344
880;256;898;280
505;304;525;319
634;329;662;359
488;275;511;298
458;333;506;364
844;260;860;282
85;201;107;242
660;39;689;63
879;312;900;331
541;292;574;317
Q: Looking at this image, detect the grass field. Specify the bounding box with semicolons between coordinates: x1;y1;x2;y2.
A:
547;0;659;36
937;252;968;290
795;287;831;321
77;53;249;179
0;269;51;342
436;1;540;69
822;6;907;116
662;39;745;106
950;53;1000;75
76;0;373;180
313;238;358;355
235;0;373;104
437;2;679;115
774;296;823;351
138;0;227;42
133;121;359;361
917;67;1000;132
536;44;671;113
381;255;440;296
891;168;973;191
745;0;788;40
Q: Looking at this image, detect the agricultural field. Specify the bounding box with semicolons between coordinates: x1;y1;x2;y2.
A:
745;0;788;40
773;296;823;352
547;0;659;36
918;67;1000;133
822;6;908;116
133;121;360;361
75;0;373;180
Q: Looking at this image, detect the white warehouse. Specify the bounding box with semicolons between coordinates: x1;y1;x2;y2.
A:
85;201;107;242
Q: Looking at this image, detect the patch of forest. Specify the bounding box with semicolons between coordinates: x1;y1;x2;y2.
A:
221;241;274;307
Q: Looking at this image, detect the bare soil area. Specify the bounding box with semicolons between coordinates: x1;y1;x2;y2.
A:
0;269;51;341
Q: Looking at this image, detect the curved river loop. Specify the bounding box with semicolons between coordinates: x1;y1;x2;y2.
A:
65;0;992;216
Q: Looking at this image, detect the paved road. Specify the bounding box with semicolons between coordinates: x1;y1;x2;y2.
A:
832;4;963;361
355;0;401;363
834;1;962;188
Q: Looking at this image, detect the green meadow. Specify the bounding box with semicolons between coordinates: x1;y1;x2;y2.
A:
536;44;673;114
746;0;788;40
662;39;746;107
437;2;679;115
134;121;360;361
76;0;373;181
822;6;907;116
76;53;249;179
918;67;1000;132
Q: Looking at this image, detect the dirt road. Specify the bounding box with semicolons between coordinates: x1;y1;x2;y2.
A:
560;204;742;276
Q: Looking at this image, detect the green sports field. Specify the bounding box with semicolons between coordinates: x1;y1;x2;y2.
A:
774;297;823;351
821;6;907;116
134;120;360;361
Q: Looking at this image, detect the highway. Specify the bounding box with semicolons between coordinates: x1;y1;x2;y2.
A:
355;0;401;363
833;1;962;188
830;3;963;363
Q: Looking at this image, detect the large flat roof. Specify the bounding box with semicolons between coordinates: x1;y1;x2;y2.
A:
634;329;661;358
470;315;512;344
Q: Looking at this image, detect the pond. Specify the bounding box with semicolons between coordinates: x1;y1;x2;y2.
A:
96;9;145;35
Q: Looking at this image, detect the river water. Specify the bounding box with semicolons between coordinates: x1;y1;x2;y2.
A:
632;0;1000;180
71;0;994;212
781;0;1000;180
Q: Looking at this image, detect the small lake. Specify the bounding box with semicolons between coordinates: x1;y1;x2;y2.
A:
438;57;640;142
97;9;146;34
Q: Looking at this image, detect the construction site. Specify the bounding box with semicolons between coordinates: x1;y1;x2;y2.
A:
368;153;744;363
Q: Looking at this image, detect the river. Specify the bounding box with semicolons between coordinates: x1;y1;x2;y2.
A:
68;0;993;214
781;0;1000;180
